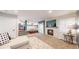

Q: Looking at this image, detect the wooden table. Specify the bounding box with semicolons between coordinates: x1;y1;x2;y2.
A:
27;30;38;34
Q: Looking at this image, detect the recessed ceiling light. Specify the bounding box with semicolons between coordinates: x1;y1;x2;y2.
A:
14;10;18;13
48;10;52;14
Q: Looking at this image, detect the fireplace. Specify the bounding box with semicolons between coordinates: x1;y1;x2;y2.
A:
47;29;53;36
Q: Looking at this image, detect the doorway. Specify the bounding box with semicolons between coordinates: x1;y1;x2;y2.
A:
38;21;45;34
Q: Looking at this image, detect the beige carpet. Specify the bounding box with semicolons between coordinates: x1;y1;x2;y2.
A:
27;33;77;49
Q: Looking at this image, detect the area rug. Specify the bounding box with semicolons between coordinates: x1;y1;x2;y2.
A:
28;37;53;49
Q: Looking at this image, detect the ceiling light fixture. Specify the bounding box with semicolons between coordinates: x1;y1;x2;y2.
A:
14;10;18;13
48;10;52;14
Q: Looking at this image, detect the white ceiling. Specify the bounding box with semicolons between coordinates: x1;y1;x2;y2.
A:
0;10;76;22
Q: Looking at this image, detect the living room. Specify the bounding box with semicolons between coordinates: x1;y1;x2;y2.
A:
0;10;78;49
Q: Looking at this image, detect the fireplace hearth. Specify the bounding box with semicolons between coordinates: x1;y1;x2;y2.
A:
47;29;53;36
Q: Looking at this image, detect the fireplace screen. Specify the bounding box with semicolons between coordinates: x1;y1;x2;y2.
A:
47;29;53;36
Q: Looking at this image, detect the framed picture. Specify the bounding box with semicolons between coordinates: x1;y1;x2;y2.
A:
46;20;56;27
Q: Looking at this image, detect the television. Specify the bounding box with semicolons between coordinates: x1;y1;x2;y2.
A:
46;20;56;27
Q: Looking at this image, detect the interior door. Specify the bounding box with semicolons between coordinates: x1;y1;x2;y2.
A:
38;21;45;34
